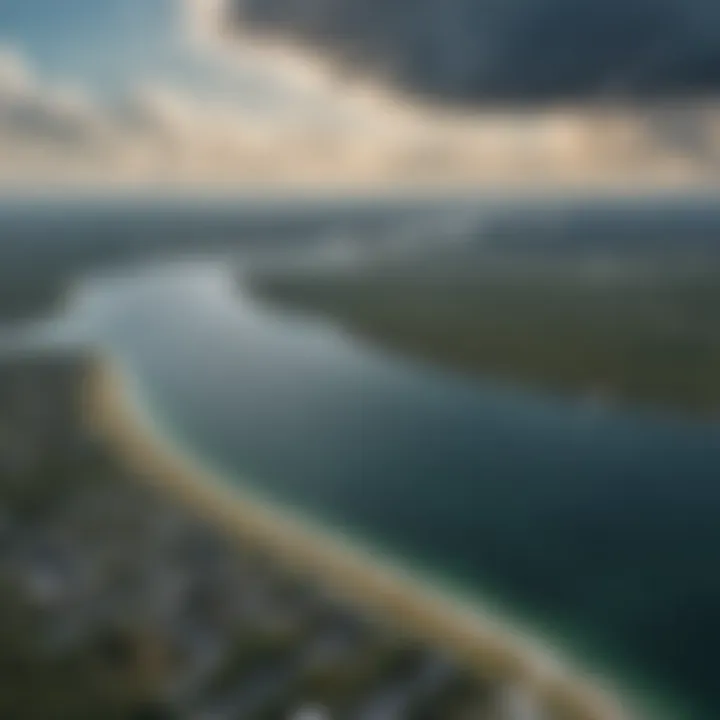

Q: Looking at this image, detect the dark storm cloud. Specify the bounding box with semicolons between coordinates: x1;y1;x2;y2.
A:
228;0;720;103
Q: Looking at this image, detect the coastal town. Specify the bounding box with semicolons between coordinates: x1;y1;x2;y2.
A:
0;351;621;720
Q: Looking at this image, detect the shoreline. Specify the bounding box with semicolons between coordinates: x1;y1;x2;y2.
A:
87;354;637;720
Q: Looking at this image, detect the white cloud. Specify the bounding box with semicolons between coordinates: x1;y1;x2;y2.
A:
182;0;350;99
0;46;34;95
0;48;120;184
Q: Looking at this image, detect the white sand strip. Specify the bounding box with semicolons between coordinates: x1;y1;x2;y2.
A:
87;356;638;720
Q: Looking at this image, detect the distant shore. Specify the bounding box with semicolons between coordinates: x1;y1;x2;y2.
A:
88;355;636;720
251;270;720;418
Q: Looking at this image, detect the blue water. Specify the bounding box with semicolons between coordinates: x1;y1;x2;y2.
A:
23;258;720;718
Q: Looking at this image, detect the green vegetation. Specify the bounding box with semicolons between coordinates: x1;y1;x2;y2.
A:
0;582;172;720
254;270;720;415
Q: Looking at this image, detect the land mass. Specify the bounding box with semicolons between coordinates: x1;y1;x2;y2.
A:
0;352;631;719
251;266;720;416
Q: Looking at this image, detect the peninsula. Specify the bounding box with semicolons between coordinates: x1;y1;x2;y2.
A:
252;266;720;416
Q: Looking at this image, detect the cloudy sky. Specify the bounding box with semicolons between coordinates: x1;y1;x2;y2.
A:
2;0;720;190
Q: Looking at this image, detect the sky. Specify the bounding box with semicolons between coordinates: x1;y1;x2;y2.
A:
2;0;720;190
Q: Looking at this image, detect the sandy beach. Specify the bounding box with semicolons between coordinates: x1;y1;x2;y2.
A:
87;355;638;720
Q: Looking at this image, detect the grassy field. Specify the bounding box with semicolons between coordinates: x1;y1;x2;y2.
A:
253;268;720;416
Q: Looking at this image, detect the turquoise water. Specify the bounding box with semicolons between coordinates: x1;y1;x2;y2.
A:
26;259;720;718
